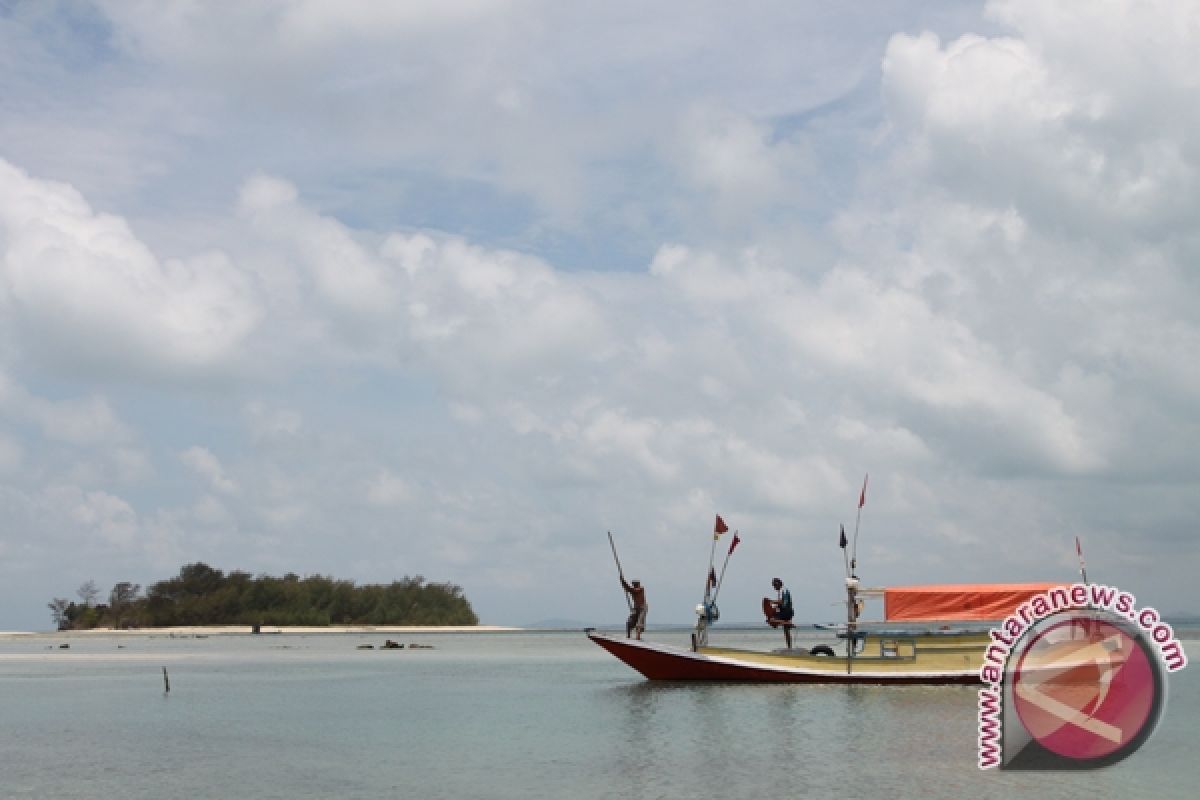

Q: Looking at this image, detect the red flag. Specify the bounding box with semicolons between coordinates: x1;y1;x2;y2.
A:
708;567;717;589
728;532;741;556
714;514;728;536
858;474;868;509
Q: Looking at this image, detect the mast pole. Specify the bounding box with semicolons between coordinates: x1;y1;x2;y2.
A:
608;531;632;611
847;475;866;672
704;534;718;605
711;532;737;605
1075;536;1089;585
849;474;867;573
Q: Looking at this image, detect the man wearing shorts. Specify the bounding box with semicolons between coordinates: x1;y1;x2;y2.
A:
621;577;648;639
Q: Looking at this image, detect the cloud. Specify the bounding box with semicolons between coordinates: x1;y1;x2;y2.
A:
882;3;1200;236
0;370;130;446
180;446;238;495
239;173;395;320
366;470;413;508
668;104;814;226
0;158;262;380
243;402;304;442
52;485;140;550
0;3;1198;632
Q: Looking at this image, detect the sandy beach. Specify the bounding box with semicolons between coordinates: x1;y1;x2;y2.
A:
0;625;522;637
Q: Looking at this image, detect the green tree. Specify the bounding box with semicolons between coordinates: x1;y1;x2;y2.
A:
108;582;141;629
47;597;70;630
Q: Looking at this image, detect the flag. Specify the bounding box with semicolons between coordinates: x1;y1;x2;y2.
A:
708;567;718;590
839;524;847;549
1076;536;1085;563
728;532;741;556
858;474;868;509
713;514;729;538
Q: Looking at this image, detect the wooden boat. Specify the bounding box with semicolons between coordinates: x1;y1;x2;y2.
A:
589;582;1059;685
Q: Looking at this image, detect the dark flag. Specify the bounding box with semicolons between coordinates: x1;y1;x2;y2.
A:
713;514;729;539
839;524;847;549
708;567;718;590
728;532;741;556
858;474;868;509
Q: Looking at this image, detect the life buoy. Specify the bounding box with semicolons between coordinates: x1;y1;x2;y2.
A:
809;645;836;657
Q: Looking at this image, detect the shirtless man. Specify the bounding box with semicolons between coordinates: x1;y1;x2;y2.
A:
621;577;648;640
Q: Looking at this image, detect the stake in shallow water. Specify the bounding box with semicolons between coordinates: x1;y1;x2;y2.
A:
162;667;170;694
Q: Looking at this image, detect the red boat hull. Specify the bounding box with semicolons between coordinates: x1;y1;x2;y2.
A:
587;632;978;685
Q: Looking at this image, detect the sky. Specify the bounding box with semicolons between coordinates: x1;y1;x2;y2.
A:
1;1;1198;632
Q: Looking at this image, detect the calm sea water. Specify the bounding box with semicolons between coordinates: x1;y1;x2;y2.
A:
1;629;1196;799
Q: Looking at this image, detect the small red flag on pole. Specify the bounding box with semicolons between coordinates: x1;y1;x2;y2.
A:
713;514;728;538
728;532;741;555
858;474;868;509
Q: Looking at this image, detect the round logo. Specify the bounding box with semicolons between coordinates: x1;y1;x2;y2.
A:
1012;614;1163;764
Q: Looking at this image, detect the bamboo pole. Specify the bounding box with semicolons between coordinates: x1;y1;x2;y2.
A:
608;531;632;611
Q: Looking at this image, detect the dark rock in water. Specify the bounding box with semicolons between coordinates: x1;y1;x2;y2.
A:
407;643;434;649
59;643;70;649
382;640;404;649
356;644;374;649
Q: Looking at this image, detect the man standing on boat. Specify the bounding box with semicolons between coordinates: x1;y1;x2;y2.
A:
621;577;647;640
766;578;795;649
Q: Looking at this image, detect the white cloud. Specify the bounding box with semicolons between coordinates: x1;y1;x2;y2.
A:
366;470;414;508
0;159;261;379
0;3;1197;632
239;174;395;319
61;486;139;549
180;446;237;495
0;371;130;446
670;105;814;225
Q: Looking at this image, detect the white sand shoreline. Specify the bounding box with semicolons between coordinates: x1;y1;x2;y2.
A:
0;625;522;637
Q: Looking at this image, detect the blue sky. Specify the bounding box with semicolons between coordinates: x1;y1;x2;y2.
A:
1;1;1197;631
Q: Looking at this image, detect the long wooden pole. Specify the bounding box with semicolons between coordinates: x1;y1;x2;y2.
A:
850;474;867;573
608;531;632;611
711;535;736;605
703;529;719;604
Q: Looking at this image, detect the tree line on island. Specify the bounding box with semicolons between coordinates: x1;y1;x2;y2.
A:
47;562;478;630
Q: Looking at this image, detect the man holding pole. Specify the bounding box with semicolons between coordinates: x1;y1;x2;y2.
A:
621;577;648;640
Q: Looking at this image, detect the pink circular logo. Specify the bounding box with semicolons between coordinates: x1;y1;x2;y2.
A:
1012;616;1160;763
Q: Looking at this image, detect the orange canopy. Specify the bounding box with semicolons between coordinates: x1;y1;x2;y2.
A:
883;582;1061;622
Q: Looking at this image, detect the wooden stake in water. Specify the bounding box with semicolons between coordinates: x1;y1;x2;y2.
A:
163;667;170;694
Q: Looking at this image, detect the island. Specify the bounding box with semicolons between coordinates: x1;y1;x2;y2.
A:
47;562;479;630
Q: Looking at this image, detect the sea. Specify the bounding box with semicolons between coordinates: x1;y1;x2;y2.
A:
1;627;1196;800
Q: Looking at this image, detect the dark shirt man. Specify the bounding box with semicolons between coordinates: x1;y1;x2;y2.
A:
767;577;795;648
